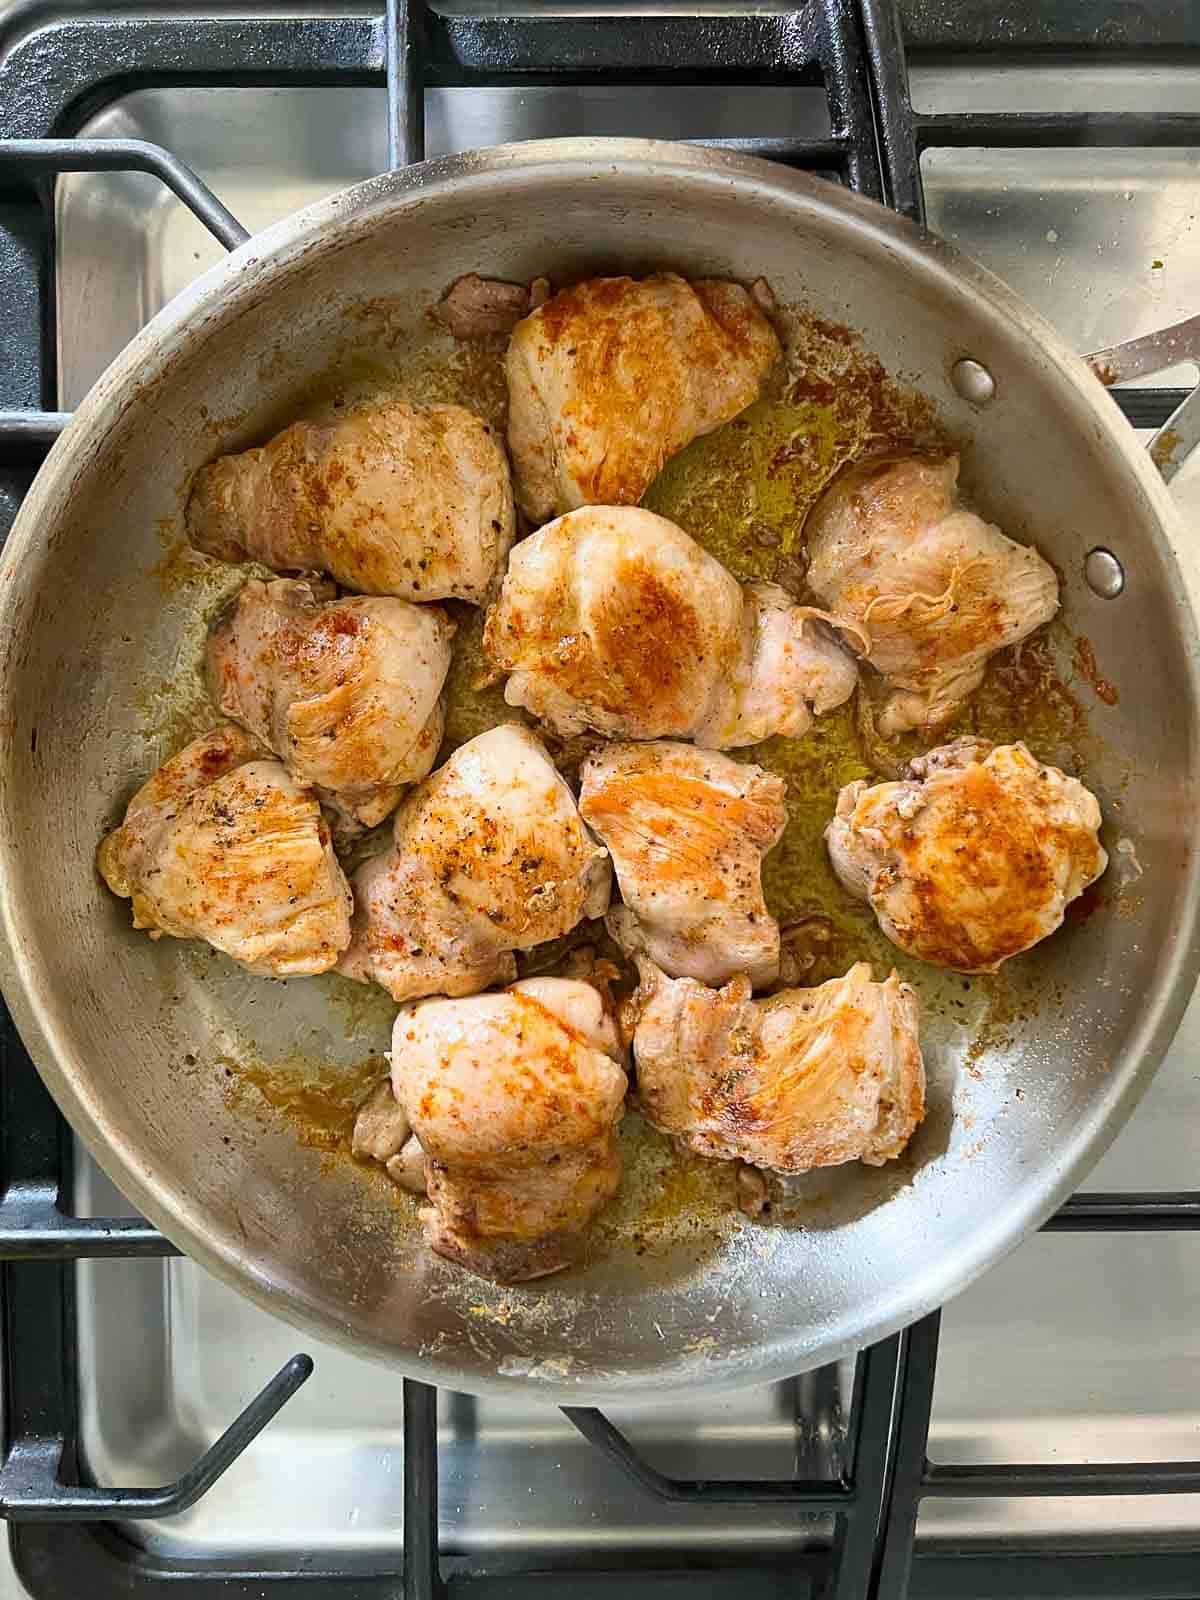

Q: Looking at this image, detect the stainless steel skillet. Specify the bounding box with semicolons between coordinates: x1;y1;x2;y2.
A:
0;138;1196;1403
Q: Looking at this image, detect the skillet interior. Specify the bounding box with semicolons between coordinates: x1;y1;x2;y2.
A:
0;140;1196;1402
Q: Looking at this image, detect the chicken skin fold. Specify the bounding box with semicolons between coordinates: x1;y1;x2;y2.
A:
806;452;1059;735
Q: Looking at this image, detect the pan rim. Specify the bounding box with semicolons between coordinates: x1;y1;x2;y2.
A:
2;136;1198;1401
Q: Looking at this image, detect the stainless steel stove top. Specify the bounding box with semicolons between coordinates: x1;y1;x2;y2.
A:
25;55;1199;1579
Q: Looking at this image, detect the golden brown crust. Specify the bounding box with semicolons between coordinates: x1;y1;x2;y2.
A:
579;741;787;987
187;399;514;602
393;982;627;1283
827;740;1108;973
338;725;610;1002
206;576;454;826
484;506;857;748
631;961;925;1173
505;272;780;521
482;507;747;742
97;725;352;976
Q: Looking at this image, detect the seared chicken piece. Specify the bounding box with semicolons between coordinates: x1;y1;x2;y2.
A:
631;959;924;1172
351;1079;427;1193
435;273;548;338
506;272;781;521
386;1137;429;1194
97;723;352;976
206;576;454;830
483;506;857;746
186;398;514;603
338;724;611;1001
826;737;1107;973
579;741;787;987
806;453;1059;735
391;977;627;1281
352;1079;412;1163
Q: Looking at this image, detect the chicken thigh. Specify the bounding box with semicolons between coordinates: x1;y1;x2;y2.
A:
826;738;1107;973
391;977;628;1281
579;741;787;987
630;959;924;1172
206;576;454;830
506;272;781;522
483;506;858;746
97;723;352;976
805;453;1059;735
351;1080;426;1193
186;398;514;603
338;724;611;1001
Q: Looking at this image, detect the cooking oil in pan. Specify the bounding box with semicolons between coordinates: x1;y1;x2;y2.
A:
225;1051;386;1155
150;301;1102;1256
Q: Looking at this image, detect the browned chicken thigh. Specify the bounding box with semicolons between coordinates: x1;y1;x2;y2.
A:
579;741;787;987
390;977;628;1281
826;738;1107;973
186;398;514;602
806;453;1059;735
506;272;781;521
338;724;611;1001
630;959;925;1173
206;576;454;830
97;723;352;976
484;506;857;745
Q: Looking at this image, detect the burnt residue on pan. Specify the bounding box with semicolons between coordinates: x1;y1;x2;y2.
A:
146;290;1117;1266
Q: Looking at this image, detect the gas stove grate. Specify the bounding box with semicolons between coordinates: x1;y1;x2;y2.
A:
3;4;1200;1598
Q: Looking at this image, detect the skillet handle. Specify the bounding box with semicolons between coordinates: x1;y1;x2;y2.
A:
1085;314;1200;483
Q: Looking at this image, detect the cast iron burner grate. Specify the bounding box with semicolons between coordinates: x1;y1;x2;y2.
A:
2;4;1200;1597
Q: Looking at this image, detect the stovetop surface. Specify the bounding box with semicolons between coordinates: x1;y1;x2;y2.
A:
5;5;1200;1595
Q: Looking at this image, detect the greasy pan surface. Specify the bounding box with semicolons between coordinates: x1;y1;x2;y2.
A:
0;140;1197;1402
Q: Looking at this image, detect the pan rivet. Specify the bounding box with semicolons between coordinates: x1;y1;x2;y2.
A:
950;358;996;405
1085;548;1125;598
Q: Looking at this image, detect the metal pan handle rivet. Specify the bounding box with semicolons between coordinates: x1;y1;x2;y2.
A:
950;357;996;406
1085;548;1125;598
